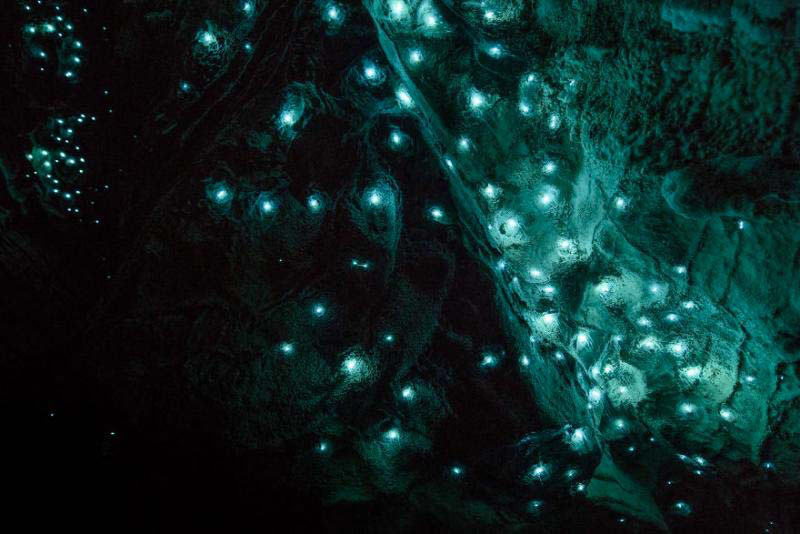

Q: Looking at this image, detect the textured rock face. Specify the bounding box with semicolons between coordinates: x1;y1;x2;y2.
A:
0;0;798;531
363;0;799;524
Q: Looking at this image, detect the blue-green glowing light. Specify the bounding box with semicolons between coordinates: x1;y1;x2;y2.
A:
307;194;323;213
389;130;403;147
423;12;439;28
486;44;503;58
468;88;486;110
526;463;550;483
351;259;370;269
396;85;413;108
342;357;365;375
672;501;692;516
388;0;409;20
280;109;297;127
362;60;382;83
261;199;275;213
480;352;497;368
208;182;233;205
199;31;216;47
323;2;343;24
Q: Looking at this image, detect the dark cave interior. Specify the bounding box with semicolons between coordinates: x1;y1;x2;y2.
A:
1;1;799;532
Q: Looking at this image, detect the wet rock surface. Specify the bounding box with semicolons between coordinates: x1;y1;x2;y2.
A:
1;1;798;531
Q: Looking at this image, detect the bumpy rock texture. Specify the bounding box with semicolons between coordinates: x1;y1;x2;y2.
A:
1;0;798;532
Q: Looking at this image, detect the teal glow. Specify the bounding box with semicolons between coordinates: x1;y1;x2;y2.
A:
279;107;298;128
480;352;497;368
307;194;323;213
207;182;233;205
422;12;439;28
342;357;363;374
366;189;385;207
486;44;503;58
468;88;486;110
199;31;216;46
396;85;413;108
323;2;343;24
388;0;409;20
256;193;278;216
389;130;403;147
350;259;370;269
672;501;692;516
527;500;544;514
526;463;550;483
361;60;383;84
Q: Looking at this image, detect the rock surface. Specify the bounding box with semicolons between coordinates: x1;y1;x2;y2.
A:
0;0;797;531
